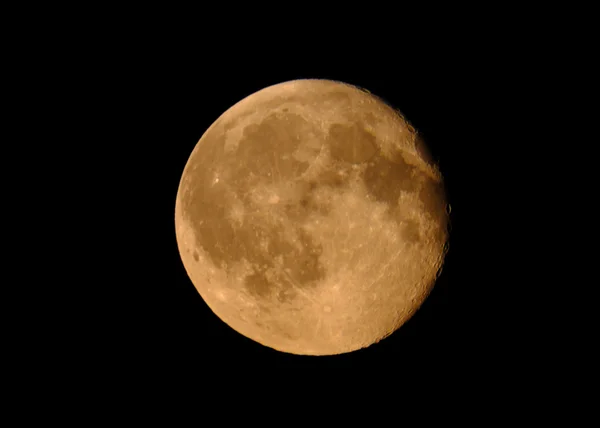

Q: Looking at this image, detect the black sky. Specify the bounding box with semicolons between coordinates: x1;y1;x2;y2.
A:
76;42;527;391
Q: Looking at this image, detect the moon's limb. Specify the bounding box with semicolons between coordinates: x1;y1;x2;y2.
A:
175;79;449;355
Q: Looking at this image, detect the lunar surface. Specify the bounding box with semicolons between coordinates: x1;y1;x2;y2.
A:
175;79;449;355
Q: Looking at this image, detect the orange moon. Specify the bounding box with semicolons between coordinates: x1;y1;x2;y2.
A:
175;79;449;355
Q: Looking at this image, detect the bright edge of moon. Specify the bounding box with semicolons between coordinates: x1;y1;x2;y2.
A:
175;79;449;356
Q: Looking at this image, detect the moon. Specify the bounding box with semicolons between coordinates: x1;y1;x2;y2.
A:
175;79;449;356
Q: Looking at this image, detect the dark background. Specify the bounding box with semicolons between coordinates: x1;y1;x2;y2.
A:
11;7;583;414
7;5;582;414
74;42;528;390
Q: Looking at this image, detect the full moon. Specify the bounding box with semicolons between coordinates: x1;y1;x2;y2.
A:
175;79;449;355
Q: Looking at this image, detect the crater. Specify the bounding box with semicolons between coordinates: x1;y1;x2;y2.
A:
327;123;377;164
277;287;298;303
